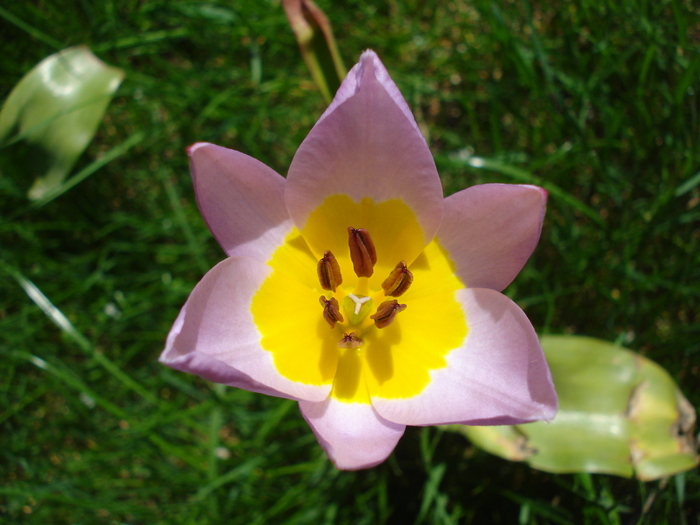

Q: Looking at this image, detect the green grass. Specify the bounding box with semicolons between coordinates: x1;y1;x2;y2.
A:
1;0;698;523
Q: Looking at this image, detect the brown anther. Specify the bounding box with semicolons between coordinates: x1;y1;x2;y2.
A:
338;331;363;349
347;227;377;277
381;261;413;297
370;300;407;329
319;296;344;328
317;250;342;292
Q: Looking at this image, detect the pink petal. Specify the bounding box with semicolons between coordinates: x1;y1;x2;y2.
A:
438;184;547;291
160;257;332;402
285;50;443;253
189;143;293;262
371;288;557;426
299;397;406;470
316;50;423;136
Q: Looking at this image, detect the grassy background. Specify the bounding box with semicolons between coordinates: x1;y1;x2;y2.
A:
1;0;698;523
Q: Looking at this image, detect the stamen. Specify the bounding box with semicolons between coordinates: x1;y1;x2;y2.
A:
381;261;413;297
319;296;343;328
338;331;363;349
347;227;377;277
317;250;342;292
370;300;407;329
348;293;371;315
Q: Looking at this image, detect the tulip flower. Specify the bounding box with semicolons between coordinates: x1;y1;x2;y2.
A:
161;50;557;470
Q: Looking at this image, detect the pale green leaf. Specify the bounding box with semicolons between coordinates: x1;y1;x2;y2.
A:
448;335;698;480
0;45;124;199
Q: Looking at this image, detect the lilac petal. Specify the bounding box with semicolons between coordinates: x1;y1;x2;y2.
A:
437;184;547;291
371;288;557;426
299;397;406;470
163;351;295;399
286;50;443;252
316;50;422;135
161;257;332;402
189;143;293;262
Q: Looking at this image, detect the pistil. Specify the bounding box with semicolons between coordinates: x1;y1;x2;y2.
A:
348;293;371;314
342;294;374;326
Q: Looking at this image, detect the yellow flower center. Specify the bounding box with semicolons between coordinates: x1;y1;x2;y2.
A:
251;195;468;404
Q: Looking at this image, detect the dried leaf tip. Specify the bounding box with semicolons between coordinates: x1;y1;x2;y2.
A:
381;261;413;297
347;227;377;277
370;300;407;329
319;296;343;328
317;250;342;292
